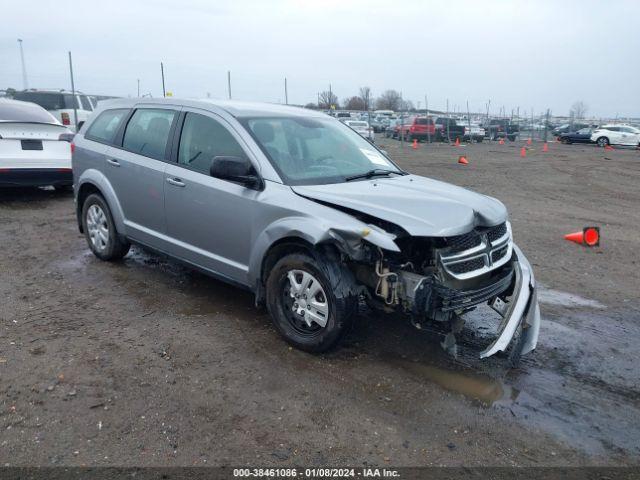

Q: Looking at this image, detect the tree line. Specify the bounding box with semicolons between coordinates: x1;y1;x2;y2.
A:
306;87;414;112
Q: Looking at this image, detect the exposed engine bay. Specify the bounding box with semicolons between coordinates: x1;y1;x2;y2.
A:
337;213;528;359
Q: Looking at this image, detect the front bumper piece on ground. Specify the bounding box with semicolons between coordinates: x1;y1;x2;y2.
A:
479;244;540;358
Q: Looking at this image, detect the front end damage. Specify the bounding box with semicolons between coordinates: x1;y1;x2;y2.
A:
334;219;540;360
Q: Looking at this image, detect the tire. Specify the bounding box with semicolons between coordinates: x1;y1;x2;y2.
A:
265;251;358;353
81;193;130;261
596;136;609;147
476;137;483;143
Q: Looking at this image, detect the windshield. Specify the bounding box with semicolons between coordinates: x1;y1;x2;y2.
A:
241;116;402;185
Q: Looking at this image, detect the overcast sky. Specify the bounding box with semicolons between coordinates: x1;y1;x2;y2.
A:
1;0;639;118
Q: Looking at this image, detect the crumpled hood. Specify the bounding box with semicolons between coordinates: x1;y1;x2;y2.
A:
292;174;507;237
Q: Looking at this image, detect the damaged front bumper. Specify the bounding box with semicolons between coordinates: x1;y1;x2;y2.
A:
479;244;540;358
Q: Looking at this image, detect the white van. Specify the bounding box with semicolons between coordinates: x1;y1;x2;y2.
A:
12;89;96;131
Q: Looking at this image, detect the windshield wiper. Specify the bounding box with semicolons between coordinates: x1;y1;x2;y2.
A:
345;169;403;182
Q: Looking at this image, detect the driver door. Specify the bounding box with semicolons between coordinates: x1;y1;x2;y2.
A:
163;110;261;285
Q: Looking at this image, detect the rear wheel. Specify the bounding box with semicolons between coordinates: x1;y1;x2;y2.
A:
596;136;609;147
266;251;357;353
82;193;130;261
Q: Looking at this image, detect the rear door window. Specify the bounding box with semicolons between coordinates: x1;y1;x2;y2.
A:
122;108;177;160
85;109;130;144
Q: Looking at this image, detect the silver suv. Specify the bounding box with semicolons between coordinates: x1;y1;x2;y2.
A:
72;99;540;364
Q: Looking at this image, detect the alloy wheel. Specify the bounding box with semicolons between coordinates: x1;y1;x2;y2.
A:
86;204;109;252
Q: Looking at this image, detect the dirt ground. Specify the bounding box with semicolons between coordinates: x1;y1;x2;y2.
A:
1;138;639;467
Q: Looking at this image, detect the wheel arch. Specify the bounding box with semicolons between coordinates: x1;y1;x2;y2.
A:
75;169;126;235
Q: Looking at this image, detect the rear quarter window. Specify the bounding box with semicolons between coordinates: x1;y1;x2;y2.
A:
85;109;129;144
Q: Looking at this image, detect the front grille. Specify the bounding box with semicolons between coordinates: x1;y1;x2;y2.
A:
491;245;509;263
487;222;507;243
445;231;481;253
447;257;485;274
435;268;514;312
439;222;512;280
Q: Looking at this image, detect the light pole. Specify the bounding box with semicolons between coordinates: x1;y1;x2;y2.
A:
18;39;28;89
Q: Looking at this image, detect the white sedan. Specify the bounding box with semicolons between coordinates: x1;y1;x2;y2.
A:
590;124;640;147
344;120;375;141
0;98;73;189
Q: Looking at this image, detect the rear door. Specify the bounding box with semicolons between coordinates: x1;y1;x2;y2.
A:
163;109;260;284
107;106;179;248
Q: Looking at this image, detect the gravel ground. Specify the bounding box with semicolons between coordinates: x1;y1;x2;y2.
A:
0;138;638;467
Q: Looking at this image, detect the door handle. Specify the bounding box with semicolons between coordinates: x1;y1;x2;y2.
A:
166;177;186;187
106;158;120;167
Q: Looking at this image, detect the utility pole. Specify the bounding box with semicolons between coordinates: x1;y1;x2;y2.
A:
68;51;78;131
284;77;288;105
227;71;232;100
160;62;166;98
137;79;140;97
18;39;28;89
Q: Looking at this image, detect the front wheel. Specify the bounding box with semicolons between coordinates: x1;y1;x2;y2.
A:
266;252;357;353
596;136;609;147
82;193;130;261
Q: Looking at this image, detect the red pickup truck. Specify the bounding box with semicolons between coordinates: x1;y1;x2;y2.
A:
396;116;436;142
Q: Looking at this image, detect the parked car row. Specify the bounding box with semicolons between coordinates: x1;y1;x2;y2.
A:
384;116;487;143
557;124;640;147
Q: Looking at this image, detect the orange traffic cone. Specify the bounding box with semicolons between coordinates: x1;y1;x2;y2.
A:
412;138;418;149
454;137;460;147
499;138;505;145
604;145;614;151
543;142;548;152
520;147;526;158
564;227;600;247
527;138;532;145
458;155;468;165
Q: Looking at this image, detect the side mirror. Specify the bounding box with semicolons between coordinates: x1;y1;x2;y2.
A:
210;156;262;189
77;121;85;131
